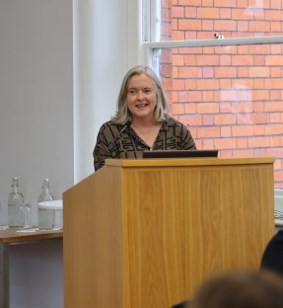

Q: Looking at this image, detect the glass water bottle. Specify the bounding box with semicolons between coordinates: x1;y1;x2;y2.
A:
38;178;54;229
8;177;24;227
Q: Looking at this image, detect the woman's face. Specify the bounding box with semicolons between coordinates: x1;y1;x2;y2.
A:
126;73;157;122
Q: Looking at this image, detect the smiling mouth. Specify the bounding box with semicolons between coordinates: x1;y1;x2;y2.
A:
135;103;149;108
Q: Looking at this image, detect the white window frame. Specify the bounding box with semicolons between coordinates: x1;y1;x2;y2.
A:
142;0;283;70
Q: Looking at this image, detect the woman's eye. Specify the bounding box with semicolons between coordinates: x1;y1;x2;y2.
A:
128;89;137;95
144;89;152;94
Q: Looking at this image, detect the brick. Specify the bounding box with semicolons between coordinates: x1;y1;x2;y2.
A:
265;79;283;89
202;20;214;31
236;113;252;125
197;127;221;138
253;102;264;112
249;67;270;77
203;67;214;78
180;114;202;126
179;67;202;78
270;136;283;147
171;67;179;78
189;91;202;102
184;55;196;66
185;31;197;39
160;65;173;78
265;102;283;112
250;113;270;124
232;9;254;20
221;126;232;137
232;79;253;89
196;55;220;65
203;91;214;102
215;67;237;78
185;7;197;18
270;113;281;123
171;103;185;114
172;31;185;40
179;91;191;102
172;79;185;90
160;49;172;63
219;102;232;113
270;0;281;9
236;138;248;148
220;150;233;157
220;55;232;66
237;45;249;54
237;21;249;32
178;0;201;5
197;79;220;90
162;8;171;22
220;8;232;18
238;67;249;77
197;32;216;39
162;79;172;91
270;90;281;100
266;55;283;66
172;6;184;18
203;139;215;148
185;103;197;114
197;102;220;113
172;55;184;66
270;21;282;32
270;67;282;78
203;115;214;125
215;114;236;125
237;0;248;8
197;7;220;19
249;44;270;54
251;90;270;101
214;0;237;7
233;149;255;157
214;20;237;31
215;138;237;149
254;125;265;135
220;79;232;89
232;55;254;66
265;124;283;135
232;125;254;136
253;79;265;89
185;79;197;90
179;19;202;30
271;45;282;54
220;90;252;102
202;0;214;6
249;21;270;32
254;55;265;66
170;91;179;103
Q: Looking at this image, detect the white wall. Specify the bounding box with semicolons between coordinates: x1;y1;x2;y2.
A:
0;0;72;307
0;0;74;224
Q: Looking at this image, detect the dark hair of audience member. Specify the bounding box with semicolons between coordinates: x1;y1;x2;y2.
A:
189;271;283;308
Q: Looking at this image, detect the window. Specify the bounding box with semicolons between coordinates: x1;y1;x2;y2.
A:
143;0;283;188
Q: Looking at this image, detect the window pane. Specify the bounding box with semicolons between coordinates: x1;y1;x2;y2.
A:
158;0;283;41
156;44;283;188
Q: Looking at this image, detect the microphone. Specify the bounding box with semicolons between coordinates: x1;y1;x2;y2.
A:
108;122;129;150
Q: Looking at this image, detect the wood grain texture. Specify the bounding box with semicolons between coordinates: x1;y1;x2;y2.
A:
64;158;275;308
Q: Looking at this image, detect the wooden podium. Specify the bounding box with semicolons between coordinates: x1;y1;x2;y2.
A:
63;157;275;308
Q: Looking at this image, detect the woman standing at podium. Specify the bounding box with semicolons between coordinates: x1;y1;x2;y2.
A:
93;65;196;171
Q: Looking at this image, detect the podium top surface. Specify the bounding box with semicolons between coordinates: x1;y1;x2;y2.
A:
105;157;275;168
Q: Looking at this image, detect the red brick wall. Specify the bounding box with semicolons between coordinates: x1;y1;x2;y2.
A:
159;0;283;187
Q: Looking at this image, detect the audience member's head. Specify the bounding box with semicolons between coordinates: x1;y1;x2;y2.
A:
189;271;283;308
